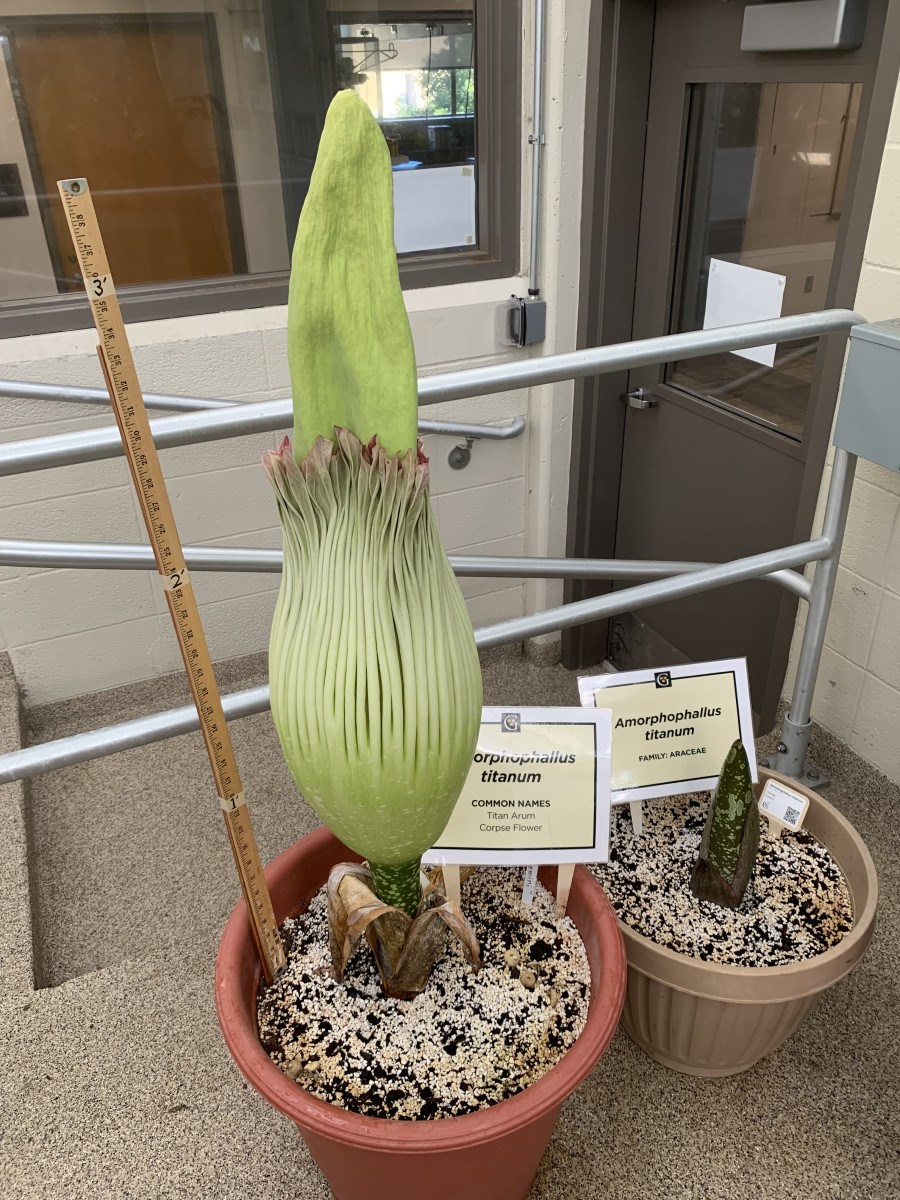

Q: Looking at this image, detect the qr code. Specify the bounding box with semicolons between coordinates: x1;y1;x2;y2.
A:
783;805;801;825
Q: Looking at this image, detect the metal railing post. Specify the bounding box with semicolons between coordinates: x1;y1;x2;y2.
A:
770;447;858;783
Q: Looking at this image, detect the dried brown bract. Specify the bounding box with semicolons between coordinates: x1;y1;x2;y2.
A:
326;862;482;999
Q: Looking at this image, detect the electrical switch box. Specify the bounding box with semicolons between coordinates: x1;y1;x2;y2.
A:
507;295;547;347
833;320;900;473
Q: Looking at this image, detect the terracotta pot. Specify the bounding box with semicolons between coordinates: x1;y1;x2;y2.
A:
618;769;878;1077
216;826;627;1200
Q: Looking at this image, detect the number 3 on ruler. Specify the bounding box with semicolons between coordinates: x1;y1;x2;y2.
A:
92;276;108;297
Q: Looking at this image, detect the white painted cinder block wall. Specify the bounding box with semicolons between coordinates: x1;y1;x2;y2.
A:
783;78;900;782
0;2;589;708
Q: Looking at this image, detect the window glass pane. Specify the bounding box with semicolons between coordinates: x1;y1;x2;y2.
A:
336;18;477;253
0;2;478;306
668;81;861;440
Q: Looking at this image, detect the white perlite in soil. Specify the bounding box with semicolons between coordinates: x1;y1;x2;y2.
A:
257;868;591;1120
591;795;853;966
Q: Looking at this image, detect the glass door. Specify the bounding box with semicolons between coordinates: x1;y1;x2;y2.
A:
669;81;861;439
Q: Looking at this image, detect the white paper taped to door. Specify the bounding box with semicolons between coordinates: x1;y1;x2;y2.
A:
703;258;786;368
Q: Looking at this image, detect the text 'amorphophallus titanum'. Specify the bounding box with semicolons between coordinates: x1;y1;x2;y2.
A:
263;90;483;996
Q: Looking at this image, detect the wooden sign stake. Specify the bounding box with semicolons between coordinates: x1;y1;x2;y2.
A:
765;818;785;840
629;799;644;836
57;177;285;984
555;863;575;916
442;863;462;910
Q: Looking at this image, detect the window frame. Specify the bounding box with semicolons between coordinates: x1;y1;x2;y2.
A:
0;0;521;337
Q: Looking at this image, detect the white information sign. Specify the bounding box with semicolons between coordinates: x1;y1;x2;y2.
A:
423;706;613;867
759;778;809;833
703;257;786;367
578;659;756;804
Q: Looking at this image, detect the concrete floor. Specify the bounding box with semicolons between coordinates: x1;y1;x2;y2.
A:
1;646;898;1199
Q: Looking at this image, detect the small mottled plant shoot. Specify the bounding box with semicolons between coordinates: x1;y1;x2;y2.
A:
690;739;759;909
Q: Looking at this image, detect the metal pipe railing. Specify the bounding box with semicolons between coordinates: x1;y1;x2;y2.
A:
0;377;526;442
0;310;861;476
528;0;546;297
420;417;526;441
770;447;858;779
790;447;856;723
0;684;273;783
456;557;811;598
472;538;831;650
0;379;239;412
0;537;812;598
0;309;864;786
0;535;831;785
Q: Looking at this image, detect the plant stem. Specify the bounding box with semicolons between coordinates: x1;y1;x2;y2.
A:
370;859;422;917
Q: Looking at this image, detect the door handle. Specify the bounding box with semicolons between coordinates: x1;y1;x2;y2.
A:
621;387;658;410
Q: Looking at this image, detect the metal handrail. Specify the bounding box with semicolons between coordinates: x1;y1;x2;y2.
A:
0;310;861;475
0;308;866;784
0;378;526;442
0;537;812;598
420;417;526;441
0;537;831;786
0;379;239;411
0;530;833;785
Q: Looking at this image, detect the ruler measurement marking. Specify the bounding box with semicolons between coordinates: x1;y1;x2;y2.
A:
58;177;284;983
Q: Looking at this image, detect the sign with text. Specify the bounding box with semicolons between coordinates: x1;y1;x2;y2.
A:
423;707;612;866
759;777;809;833
578;659;756;804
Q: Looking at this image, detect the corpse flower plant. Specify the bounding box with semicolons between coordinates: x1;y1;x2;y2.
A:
263;90;483;998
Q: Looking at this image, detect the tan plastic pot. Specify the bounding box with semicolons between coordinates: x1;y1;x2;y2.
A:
216;826;627;1200
618;769;878;1076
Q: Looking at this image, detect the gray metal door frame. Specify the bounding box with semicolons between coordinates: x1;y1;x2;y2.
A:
565;0;900;723
564;0;655;668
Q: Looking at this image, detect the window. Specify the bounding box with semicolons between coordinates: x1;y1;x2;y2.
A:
668;81;861;439
0;2;520;334
338;17;477;253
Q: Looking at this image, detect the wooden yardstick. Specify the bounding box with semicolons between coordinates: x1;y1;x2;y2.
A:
57;177;285;984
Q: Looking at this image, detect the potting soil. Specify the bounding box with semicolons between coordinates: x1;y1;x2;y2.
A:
591;794;853;965
257;868;591;1120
